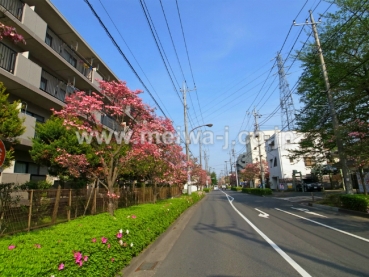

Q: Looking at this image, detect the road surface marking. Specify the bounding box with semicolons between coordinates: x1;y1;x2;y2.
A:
291;207;327;218
275;208;369;243
255;208;269;218
222;192;311;277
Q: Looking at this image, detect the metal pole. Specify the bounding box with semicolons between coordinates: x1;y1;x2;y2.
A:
183;82;191;195
254;109;265;188
308;11;353;194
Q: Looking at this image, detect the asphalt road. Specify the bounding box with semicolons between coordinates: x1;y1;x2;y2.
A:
123;191;369;277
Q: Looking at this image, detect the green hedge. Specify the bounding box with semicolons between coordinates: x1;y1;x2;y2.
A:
231;187;242;191
203;188;210;193
339;194;369;213
0;193;204;277
242;188;273;196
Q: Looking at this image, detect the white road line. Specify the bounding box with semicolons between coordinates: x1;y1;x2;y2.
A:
291;207;328;218
255;208;269;218
222;192;311;277
275;208;369;243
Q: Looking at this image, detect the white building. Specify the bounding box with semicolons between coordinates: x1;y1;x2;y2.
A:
244;130;275;165
265;130;319;190
0;0;118;185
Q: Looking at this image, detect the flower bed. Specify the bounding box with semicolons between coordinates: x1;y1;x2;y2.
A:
0;193;203;276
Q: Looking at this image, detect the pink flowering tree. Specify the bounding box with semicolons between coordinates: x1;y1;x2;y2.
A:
52;80;154;215
0;23;25;43
125;116;187;202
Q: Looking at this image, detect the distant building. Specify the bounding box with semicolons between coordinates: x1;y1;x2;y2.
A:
0;0;118;185
265;130;322;190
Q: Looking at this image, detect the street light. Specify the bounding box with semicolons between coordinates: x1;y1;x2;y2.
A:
186;123;213;194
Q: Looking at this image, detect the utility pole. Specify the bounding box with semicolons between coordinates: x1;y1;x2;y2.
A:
225;161;228;184
199;141;202;169
253;108;265;189
294;11;353;194
232;147;240;187
181;81;195;195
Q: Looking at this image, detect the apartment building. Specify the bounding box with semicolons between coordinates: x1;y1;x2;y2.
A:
265;130;318;190
0;0;119;184
244;130;275;165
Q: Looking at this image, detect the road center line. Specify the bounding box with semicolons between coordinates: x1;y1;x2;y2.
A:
222;192;311;277
275;208;369;243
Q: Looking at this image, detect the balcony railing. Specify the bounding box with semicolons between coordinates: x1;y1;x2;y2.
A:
45;28;96;82
0;0;24;21
40;70;80;103
0;42;16;73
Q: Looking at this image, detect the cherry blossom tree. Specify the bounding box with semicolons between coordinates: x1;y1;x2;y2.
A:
52;80;155;215
125;117;187;202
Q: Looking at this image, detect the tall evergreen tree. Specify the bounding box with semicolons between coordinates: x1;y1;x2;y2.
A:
0;82;25;170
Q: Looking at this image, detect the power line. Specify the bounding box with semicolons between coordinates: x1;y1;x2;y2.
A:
83;0;167;118
96;0;172;119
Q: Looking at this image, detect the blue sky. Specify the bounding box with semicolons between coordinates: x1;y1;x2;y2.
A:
50;0;334;177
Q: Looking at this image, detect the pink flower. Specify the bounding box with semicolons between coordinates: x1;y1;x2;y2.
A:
77;260;83;267
58;263;64;270
116;232;122;239
84;255;88;262
74;252;82;262
8;245;15;250
108;243;111;249
92;238;96;243
111;258;115;262
131;215;137;219
35;244;41;248
101;237;108;244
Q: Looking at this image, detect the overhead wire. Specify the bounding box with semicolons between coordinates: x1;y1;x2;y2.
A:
96;0;172;119
82;0;168;118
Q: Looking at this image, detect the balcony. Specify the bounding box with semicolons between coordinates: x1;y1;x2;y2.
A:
0;42;17;73
0;0;24;21
45;28;99;83
40;70;80;103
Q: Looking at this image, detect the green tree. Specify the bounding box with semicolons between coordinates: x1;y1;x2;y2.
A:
210;172;217;185
29;116;97;188
0;82;25;170
291;0;369;193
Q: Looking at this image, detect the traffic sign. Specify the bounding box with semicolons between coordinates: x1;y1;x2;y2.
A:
0;139;6;167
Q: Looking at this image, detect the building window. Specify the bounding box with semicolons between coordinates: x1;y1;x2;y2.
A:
273;157;277;167
14;161;42;175
45;33;53;47
270;159;273;168
289;157;294;163
286;139;291;143
40;77;48;91
65;51;77;68
21;109;45;123
14;161;27;173
304;157;316;166
255;157;258;162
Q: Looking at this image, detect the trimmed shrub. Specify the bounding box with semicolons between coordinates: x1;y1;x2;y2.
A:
0;193;204;277
203;188;210;193
242;188;273;196
340;194;369;213
231;186;242;191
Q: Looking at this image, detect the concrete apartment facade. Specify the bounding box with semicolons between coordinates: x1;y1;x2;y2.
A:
0;0;119;185
265;130;317;190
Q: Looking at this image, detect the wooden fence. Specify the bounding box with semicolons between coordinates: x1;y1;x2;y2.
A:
0;186;181;236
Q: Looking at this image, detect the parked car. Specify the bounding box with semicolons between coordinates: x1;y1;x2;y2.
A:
221;184;226;190
296;182;323;192
214;185;219;191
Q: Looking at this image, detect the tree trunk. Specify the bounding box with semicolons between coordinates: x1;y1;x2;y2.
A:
359;168;368;195
153;182;157;203
108;197;115;216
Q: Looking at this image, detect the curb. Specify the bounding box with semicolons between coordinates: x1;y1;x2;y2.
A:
117;194;207;277
308;203;369;219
